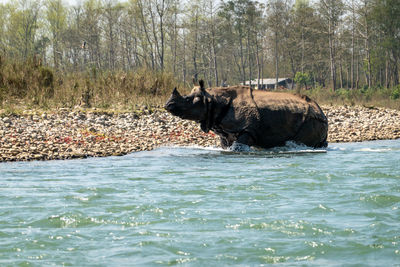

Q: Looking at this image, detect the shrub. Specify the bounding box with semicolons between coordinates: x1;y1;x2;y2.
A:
391;85;400;100
39;67;54;98
294;72;311;90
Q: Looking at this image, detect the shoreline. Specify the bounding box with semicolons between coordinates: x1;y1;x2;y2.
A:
1;105;400;162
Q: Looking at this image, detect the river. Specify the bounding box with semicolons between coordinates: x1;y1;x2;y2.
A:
1;140;399;266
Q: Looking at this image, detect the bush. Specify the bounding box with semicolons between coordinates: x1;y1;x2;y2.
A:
391;85;400;100
294;72;311;90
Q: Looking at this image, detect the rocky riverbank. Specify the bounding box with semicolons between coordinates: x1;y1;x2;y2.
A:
1;105;400;162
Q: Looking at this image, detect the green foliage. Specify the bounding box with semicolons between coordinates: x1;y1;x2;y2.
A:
0;0;400;111
335;88;350;98
294;0;309;10
391;85;400;100
294;72;311;89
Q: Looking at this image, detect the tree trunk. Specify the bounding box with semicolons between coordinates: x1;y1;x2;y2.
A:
255;35;261;89
365;28;372;88
108;19;114;70
192;13;199;82
182;30;187;84
157;0;165;71
351;0;355;89
239;30;246;85
149;4;161;70
247;29;252;87
275;31;279;90
211;22;219;86
53;40;59;70
339;59;343;89
301;29;304;73
261;53;264;89
172;4;177;75
393;51;399;86
356;45;360;89
138;0;155;69
328;20;336;91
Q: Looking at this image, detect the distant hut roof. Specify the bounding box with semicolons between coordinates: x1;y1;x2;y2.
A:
243;78;291;86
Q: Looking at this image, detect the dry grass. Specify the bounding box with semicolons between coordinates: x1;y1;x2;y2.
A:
0;56;181;114
297;86;400;110
1;56;399;115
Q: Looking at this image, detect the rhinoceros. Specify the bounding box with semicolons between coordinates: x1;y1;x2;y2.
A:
165;80;328;149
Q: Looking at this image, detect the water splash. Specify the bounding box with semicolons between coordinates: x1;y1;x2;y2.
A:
229;142;253;152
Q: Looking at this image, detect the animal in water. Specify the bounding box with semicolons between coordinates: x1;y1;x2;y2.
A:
165;80;328;149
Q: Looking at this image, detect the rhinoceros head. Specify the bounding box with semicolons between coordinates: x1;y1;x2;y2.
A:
165;80;208;122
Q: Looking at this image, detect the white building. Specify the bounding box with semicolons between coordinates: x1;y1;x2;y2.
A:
242;78;294;90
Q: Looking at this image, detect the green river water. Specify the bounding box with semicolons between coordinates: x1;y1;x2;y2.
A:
0;140;399;266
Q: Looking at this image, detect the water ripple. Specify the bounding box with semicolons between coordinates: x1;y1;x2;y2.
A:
0;140;399;265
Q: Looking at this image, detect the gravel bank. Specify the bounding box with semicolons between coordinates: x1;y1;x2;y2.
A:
1;105;399;162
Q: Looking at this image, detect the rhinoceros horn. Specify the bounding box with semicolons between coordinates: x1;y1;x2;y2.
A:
165;87;183;113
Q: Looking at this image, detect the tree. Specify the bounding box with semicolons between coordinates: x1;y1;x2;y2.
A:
371;0;400;87
6;0;41;60
46;0;67;70
318;0;344;91
204;0;221;86
146;0;173;71
0;4;9;54
346;0;356;89
288;0;327;86
219;0;262;85
81;0;103;69
244;1;263;88
294;71;311;90
103;0;124;70
63;5;84;71
354;0;374;88
0;0;397;93
185;0;202;82
219;0;246;84
266;0;290;89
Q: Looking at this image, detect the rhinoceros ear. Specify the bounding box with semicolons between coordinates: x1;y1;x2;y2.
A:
172;87;181;97
199;80;205;91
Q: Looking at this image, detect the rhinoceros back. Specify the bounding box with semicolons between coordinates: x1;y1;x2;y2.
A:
251;90;328;148
208;87;328;148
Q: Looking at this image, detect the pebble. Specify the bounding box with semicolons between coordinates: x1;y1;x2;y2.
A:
0;105;399;162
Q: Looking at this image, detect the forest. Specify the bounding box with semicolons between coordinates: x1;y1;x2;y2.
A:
0;0;399;110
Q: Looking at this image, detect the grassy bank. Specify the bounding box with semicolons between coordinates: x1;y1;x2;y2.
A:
299;86;400;110
0;56;181;114
1;57;399;115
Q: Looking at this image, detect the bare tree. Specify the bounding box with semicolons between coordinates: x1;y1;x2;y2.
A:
46;0;67;70
318;0;344;91
267;0;290;89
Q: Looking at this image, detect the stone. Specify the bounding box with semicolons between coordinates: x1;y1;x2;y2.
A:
1;105;400;162
3;117;11;124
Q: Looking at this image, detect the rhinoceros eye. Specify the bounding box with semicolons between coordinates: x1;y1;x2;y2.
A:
193;96;201;104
